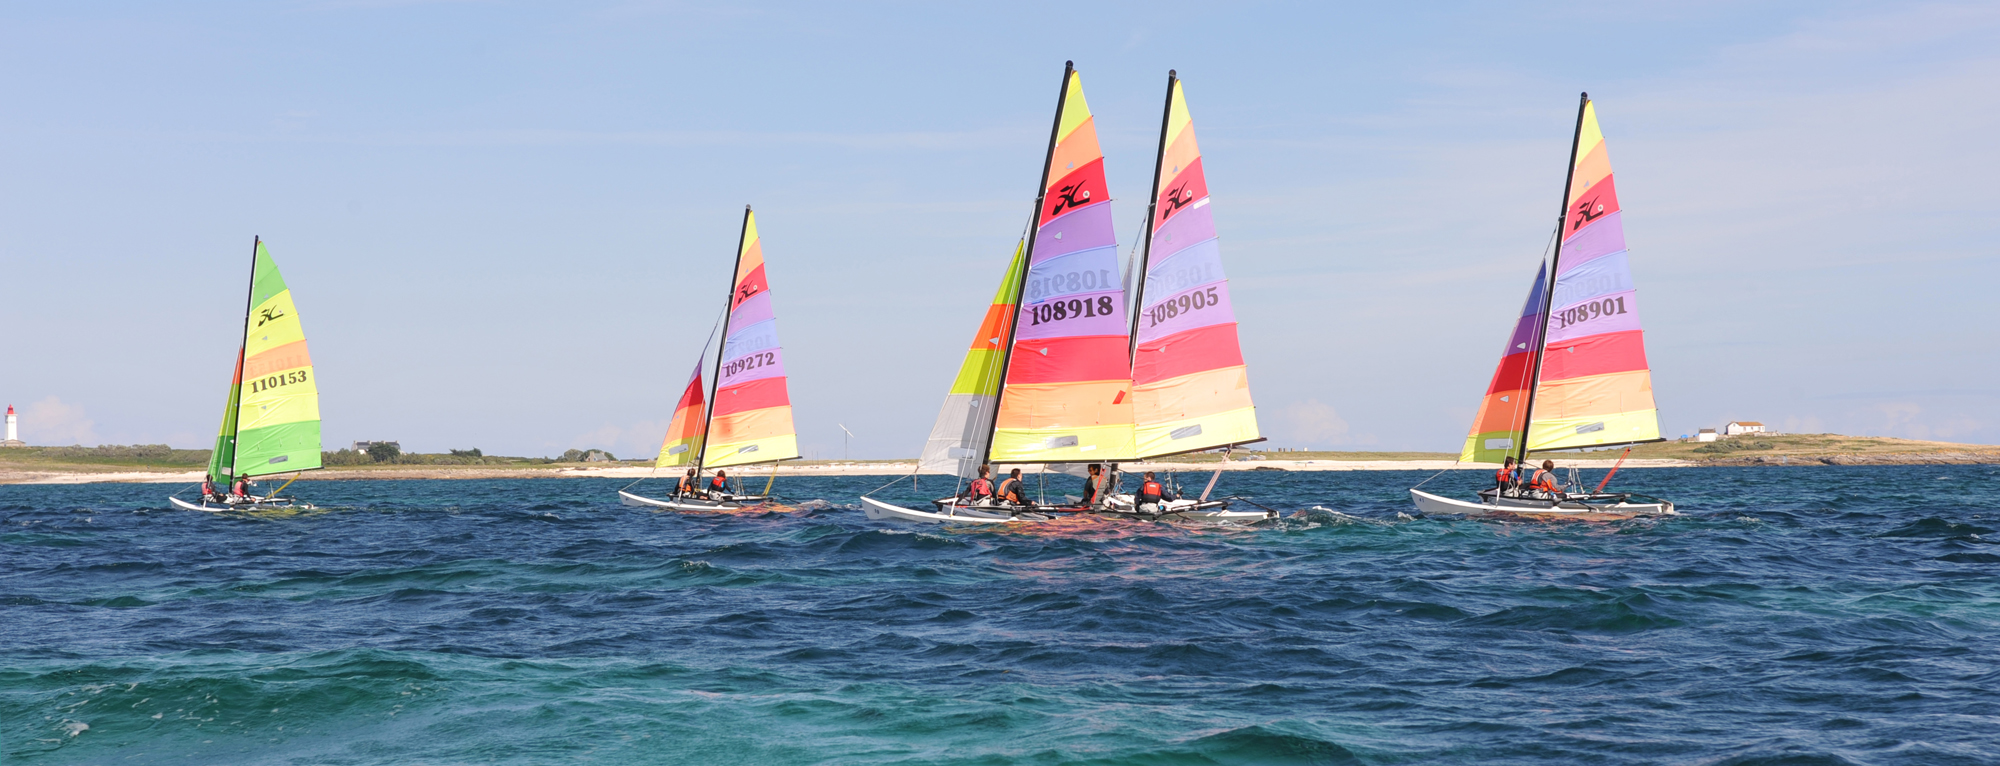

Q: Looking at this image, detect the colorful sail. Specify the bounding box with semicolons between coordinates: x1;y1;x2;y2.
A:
1130;73;1260;458
213;240;322;480
1459;263;1547;462
1526;97;1660;452
702;209;799;468
653;362;707;468
917;241;1025;477
990;64;1136;464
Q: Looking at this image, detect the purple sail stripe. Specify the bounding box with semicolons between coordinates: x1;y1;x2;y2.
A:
1021;245;1122;305
1548;251;1633;310
1032;203;1117;262
1545;289;1641;344
728;291;774;328
1143;239;1226;301
718;348;785;387
1150;204;1217;260
722;318;780;359
1138;280;1235;338
1558;211;1627;270
1503;311;1543;356
1012;291;1129;341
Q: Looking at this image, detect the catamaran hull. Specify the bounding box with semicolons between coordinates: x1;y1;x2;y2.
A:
861;496;1042;524
1409;488;1674;519
619;490;771;512
1098;494;1275;524
168;496;311;512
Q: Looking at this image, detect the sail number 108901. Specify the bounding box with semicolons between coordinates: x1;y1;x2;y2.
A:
1553;296;1629;330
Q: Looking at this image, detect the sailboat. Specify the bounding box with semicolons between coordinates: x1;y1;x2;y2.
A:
621;207;800;511
170;238;322;511
861;65;1270;524
1410;93;1675;519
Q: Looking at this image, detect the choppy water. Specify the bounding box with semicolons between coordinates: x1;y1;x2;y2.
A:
4;466;1999;765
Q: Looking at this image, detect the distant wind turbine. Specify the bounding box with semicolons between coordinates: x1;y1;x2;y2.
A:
838;424;855;461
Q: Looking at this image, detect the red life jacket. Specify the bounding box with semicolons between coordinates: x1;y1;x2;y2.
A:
1495;467;1513;484
232;480;248;495
969;478;993;497
709;476;728;491
1138;480;1164;503
1529;470;1557;492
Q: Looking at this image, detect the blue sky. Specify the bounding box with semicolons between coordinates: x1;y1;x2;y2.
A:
2;1;1995;458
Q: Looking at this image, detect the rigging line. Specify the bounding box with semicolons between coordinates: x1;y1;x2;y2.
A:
1409;460;1460;491
862;470;918;498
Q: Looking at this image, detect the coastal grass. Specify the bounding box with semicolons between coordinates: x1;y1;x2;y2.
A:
1537;433;2000;462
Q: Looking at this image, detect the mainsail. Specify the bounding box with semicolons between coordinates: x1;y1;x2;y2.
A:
1129;72;1260;458
1459;263;1547;463
653;362;707;468
1459;94;1661;463
1523;95;1661;453
207;239;322;482
988;62;1136;464
916;240;1026;478
700;208;800;469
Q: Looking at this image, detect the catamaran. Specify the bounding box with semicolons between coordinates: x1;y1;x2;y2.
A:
171;238;322;511
621;207;801;511
861;65;1270;525
1410;93;1675;519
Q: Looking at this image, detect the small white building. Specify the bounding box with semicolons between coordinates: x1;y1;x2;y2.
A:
1723;421;1767;436
1694;428;1718;443
2;404;22;448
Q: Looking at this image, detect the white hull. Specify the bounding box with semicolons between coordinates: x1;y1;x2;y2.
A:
1099;493;1277;524
168;495;311;512
618;490;771;512
860;496;1043;524
1409;488;1674;519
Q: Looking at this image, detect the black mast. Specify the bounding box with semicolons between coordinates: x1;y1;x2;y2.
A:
979;61;1074;468
226;236;260;481
1127;70;1177;357
695;205;753;474
1514;92;1591;468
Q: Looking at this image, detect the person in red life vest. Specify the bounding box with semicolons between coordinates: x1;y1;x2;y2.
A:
707;470;731;500
230;476;253;502
675;469;699;498
963;465;995;504
201;476;222;503
1526;460;1562;498
996;468;1026;506
1495;456;1519;495
1081;464;1104;507
1136;471;1174;513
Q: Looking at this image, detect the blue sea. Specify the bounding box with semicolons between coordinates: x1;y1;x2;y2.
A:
4;466;1998;765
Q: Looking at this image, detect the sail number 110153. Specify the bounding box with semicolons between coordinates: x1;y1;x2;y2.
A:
248;370;308;395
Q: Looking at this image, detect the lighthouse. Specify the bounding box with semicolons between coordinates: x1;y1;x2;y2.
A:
2;404;21;448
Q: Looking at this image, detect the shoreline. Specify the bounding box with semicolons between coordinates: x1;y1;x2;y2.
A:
8;453;1998;485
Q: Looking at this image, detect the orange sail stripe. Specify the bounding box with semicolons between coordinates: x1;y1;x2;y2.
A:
243;340;310;379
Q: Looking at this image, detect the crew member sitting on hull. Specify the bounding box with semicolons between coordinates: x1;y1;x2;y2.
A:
230;476;254;503
996;468;1025;506
676;469;699;498
963;465;996;504
201;476;223;503
706;470;731;500
1526;460;1562;499
1135;471;1174;513
1081;464;1104;507
1495;456;1519;496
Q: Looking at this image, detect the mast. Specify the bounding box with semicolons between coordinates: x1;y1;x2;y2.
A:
979;61;1074;467
1127;69;1177;357
695;205;754;473
1514;92;1591;468
227;236;260;480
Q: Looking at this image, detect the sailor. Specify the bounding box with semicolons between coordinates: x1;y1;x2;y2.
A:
1495;456;1519;495
996;468;1025;506
1526;460;1562;498
707;470;731;500
964;465;995;504
1081;464;1104;507
676;469;699;498
201;476;222;503
230;476;253;503
1135;471;1173;513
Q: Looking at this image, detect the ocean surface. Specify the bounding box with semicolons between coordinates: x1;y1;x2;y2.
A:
4;466;1998;765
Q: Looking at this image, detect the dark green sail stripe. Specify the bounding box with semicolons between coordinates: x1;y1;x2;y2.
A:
234;420;323;477
206;379;242;482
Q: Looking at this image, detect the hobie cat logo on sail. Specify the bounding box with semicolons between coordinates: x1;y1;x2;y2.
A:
1048;181;1094;217
257;307;287;327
